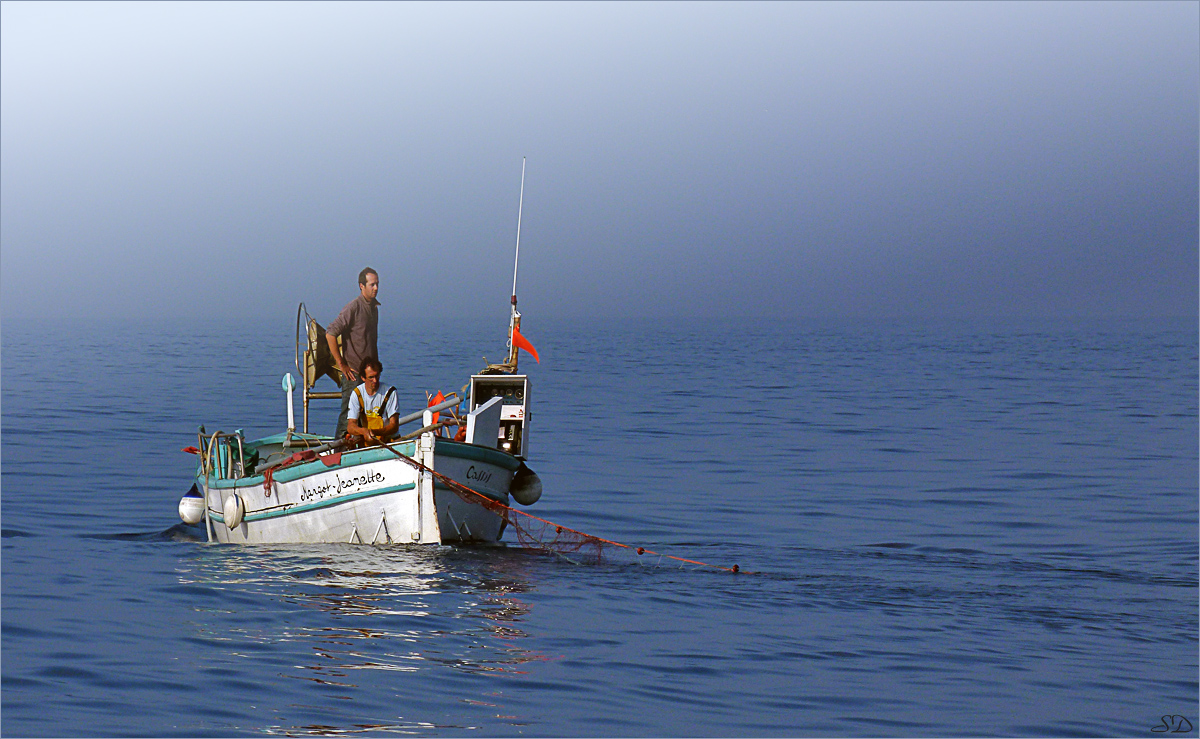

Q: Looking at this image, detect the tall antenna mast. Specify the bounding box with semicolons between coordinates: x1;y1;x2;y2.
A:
511;157;526;310
507;157;526;368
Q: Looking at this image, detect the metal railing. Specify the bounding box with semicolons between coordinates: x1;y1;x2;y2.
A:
197;430;246;481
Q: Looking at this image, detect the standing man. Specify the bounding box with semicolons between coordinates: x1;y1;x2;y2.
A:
327;267;380;438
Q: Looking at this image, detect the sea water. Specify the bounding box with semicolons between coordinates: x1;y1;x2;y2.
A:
2;316;1196;737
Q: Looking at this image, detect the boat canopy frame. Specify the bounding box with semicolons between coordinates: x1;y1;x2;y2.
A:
294;302;345;434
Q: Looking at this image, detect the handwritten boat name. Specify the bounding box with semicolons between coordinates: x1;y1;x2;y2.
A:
299;470;385;502
466;465;492;485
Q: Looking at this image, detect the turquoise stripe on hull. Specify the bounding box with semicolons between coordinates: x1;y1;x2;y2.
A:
432;481;505;504
200;438;519;490
203;442;418;490
207;482;417;524
434;440;522;471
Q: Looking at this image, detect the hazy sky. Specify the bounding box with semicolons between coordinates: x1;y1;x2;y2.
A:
2;1;1196;324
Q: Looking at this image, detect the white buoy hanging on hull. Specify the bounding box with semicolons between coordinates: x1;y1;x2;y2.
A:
179;494;205;524
223;494;245;530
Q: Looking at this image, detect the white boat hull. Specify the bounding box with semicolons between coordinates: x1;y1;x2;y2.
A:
198;435;519;545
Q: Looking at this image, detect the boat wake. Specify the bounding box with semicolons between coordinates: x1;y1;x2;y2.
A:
86;524;206;543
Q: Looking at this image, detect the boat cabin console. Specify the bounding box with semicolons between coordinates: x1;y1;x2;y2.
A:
469;375;530;457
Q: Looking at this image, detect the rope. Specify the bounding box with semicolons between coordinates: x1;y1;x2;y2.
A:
397;418;460;441
371;440;741;573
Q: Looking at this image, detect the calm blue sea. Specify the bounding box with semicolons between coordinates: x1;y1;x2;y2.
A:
2;316;1197;737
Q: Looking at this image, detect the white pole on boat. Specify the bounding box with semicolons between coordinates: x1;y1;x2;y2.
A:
511;156;526;309
508;157;526;367
282;373;296;432
202;475;214;543
202;431;221;543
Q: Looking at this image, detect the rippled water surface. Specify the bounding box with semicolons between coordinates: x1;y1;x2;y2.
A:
3;317;1197;736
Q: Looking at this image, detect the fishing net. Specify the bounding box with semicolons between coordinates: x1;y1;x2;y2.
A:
378;443;740;573
456;482;739;572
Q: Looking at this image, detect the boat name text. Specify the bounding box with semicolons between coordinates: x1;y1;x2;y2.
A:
466;465;492;485
299;470;386;502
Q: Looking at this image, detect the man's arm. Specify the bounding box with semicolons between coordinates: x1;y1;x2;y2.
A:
346;396;373;442
347;415;373;442
326;332;356;384
381;390;400;440
381;414;399;440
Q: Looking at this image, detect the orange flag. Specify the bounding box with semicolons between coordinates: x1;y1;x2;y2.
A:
427;390;445;430
512;326;540;363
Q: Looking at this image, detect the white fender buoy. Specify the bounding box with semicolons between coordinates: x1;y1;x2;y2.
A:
223;493;245;530
510;463;542;506
178;495;205;525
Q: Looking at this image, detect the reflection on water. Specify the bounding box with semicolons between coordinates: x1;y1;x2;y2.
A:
265;721;461;737
176;543;550;735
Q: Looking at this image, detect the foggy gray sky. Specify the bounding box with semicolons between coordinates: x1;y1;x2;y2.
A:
2;1;1196;325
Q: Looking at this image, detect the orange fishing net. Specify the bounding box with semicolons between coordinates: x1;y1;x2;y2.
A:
379;443;740;573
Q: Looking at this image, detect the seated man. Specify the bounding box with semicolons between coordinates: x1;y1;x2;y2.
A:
346;357;399;444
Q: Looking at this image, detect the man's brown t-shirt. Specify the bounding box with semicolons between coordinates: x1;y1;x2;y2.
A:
327;294;379;375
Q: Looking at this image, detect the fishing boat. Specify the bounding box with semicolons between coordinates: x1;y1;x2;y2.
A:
177;357;541;545
177;161;543;546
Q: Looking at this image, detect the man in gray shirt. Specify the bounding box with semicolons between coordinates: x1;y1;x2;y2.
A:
326;267;380;438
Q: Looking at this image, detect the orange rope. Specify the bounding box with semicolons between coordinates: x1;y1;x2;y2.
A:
374;441;741;573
